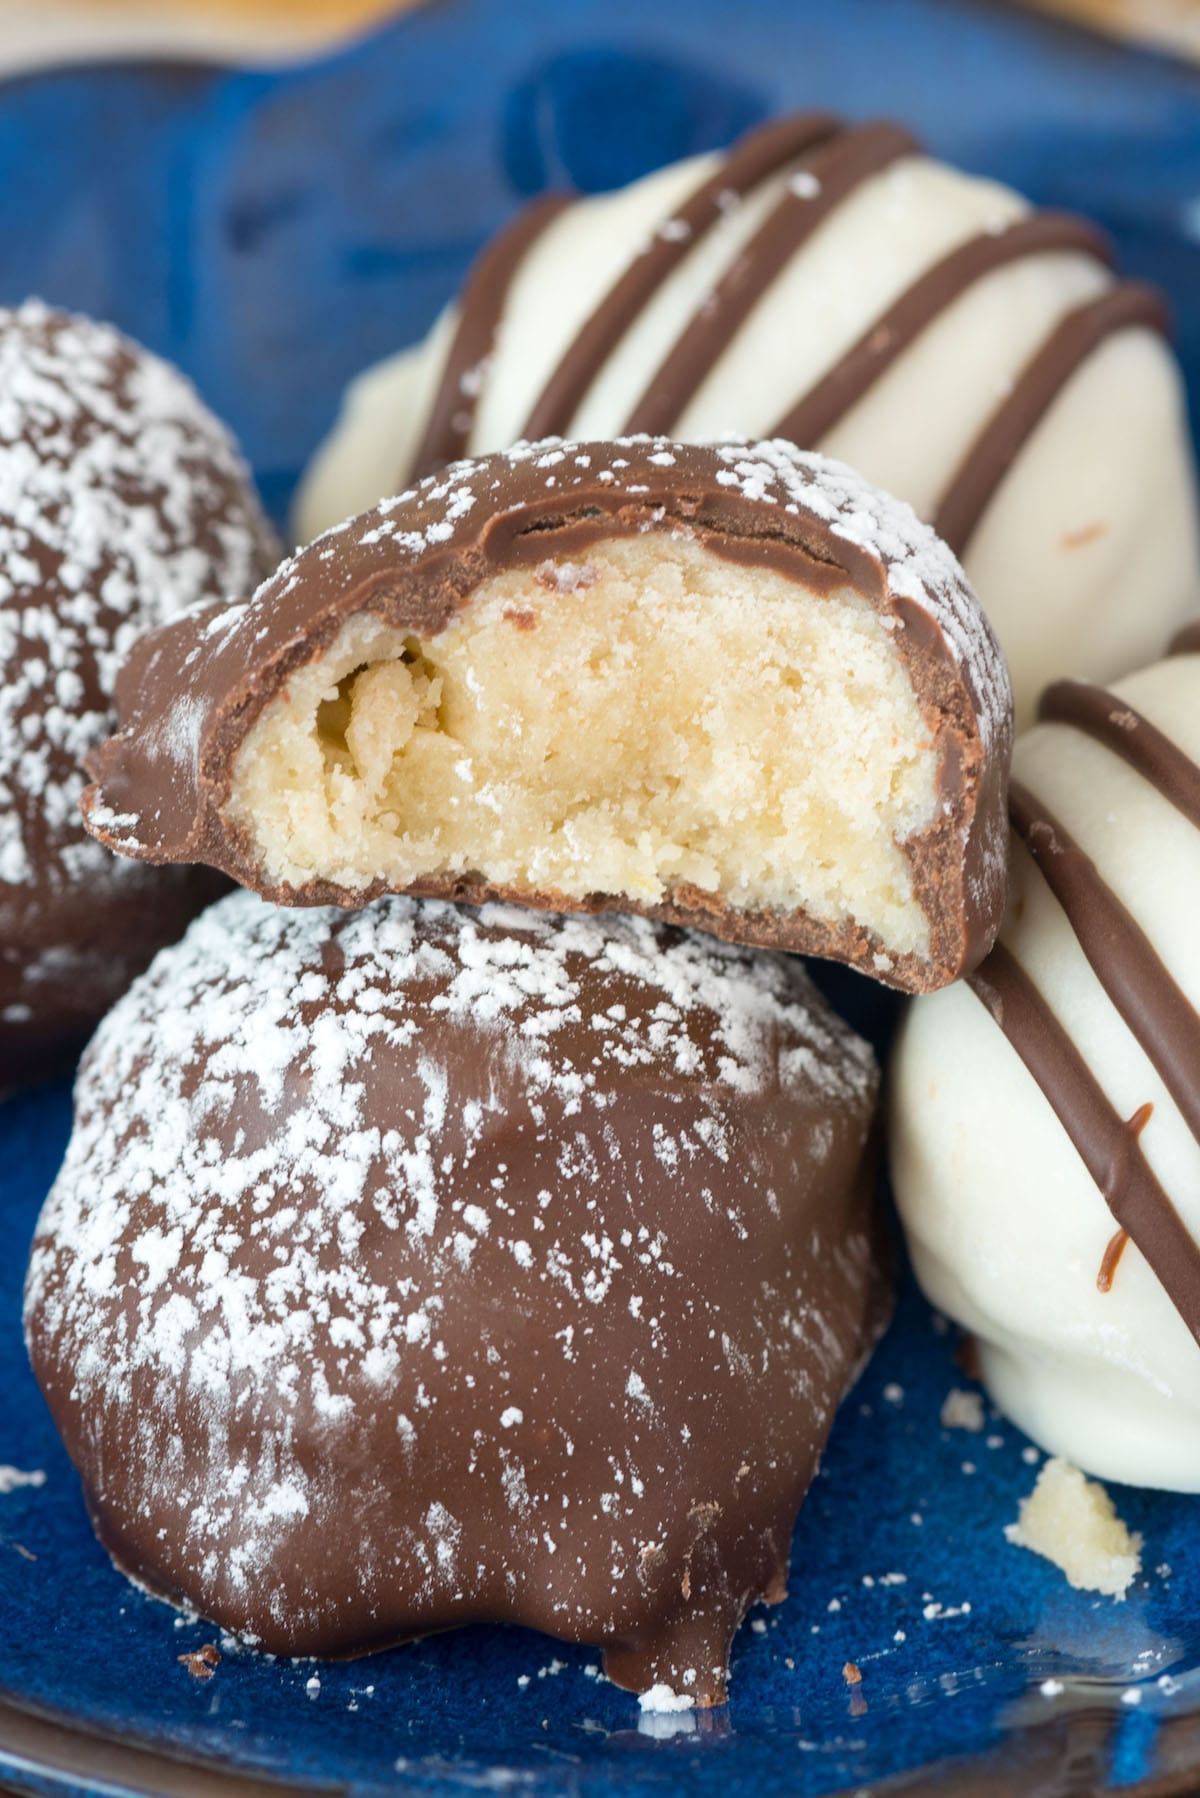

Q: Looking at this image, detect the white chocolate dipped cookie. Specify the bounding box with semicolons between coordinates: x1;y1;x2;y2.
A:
295;114;1200;725
892;628;1200;1490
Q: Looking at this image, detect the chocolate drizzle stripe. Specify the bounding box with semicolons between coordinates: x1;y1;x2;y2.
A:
1171;621;1200;656
770;213;1113;448
1009;779;1200;1144
518;113;841;443
1038;681;1200;830
620;121;918;437
934;283;1170;554
409;194;571;480
969;943;1200;1345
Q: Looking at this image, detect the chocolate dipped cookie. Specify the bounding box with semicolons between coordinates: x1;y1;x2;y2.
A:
25;891;885;1701
83;438;1013;993
295;112;1200;724
891;641;1200;1489
0;300;279;1087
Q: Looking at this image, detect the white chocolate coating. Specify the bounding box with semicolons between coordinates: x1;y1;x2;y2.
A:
295;130;1200;726
891;651;1200;1490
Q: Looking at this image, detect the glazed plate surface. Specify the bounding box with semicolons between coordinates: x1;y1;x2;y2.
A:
1;1;1200;1791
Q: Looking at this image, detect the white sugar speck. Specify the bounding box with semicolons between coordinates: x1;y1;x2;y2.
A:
639;1683;694;1714
0;1466;45;1495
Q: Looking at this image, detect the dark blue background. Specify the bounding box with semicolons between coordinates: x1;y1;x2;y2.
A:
1;0;1197;524
1;1;1199;1791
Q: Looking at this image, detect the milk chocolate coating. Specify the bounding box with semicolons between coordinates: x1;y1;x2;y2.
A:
24;892;885;1700
0;301;279;1088
83;438;1013;993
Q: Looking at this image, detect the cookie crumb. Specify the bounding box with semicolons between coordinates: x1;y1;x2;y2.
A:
1006;1457;1142;1598
177;1643;221;1679
940;1388;985;1432
842;1661;862;1685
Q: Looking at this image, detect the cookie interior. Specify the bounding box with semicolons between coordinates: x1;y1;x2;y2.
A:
228;532;941;957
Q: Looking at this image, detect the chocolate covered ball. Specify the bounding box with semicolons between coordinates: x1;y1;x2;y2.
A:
84;437;1012;994
294;112;1199;724
0;300;280;1087
25;891;884;1701
891;643;1200;1489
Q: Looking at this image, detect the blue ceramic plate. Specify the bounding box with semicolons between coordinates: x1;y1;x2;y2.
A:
2;3;1200;1792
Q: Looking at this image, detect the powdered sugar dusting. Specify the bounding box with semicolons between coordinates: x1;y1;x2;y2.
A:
26;890;876;1626
0;300;276;993
708;438;1010;755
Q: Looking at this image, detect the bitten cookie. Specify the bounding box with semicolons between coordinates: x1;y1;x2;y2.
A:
294;112;1200;724
84;438;1013;993
0;300;279;1087
891;641;1200;1490
25;891;885;1702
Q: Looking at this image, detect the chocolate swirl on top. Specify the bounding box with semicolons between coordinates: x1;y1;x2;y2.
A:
934;285;1170;555
970;946;1200;1344
968;679;1200;1342
407;113;1170;561
771;213;1113;475
619;121;917;437
409;193;571;477
519;112;841;442
1008;778;1200;1143
1039;680;1200;828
